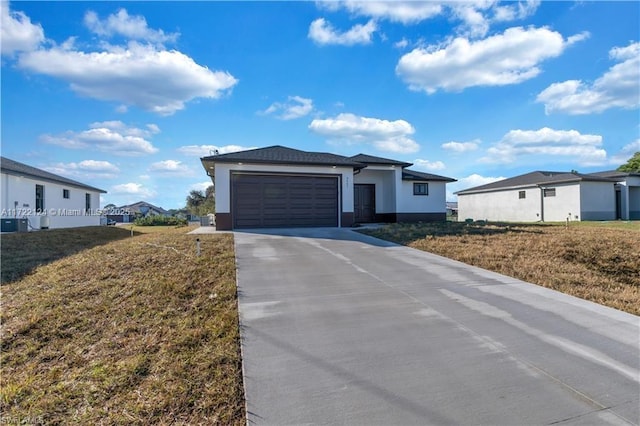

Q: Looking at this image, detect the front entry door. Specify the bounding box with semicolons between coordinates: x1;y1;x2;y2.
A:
354;184;375;223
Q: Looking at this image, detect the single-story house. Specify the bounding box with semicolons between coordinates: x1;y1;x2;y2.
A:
1;156;106;231
446;201;458;217
456;170;639;222
200;145;456;230
107;201;170;223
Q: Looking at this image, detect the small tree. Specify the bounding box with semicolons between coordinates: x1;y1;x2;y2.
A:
185;186;215;216
617;152;640;173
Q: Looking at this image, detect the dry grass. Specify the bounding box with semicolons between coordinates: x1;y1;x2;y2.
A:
1;225;244;424
360;221;640;315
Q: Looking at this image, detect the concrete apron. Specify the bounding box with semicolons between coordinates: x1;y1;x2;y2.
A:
233;227;639;426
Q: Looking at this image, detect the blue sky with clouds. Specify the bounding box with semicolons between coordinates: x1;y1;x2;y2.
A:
2;1;638;208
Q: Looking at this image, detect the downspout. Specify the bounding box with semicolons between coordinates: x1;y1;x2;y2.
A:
539;186;545;222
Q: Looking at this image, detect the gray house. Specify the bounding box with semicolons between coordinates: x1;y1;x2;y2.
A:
201;145;455;230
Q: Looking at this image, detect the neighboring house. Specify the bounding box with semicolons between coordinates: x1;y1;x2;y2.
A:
589;170;640;220
446;202;458;217
1;156;106;230
200;145;455;230
108;201;169;223
456;170;626;222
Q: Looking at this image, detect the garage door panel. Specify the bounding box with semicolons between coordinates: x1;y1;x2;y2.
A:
232;174;338;228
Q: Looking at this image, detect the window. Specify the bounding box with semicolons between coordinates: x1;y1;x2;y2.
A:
413;183;428;196
85;193;91;213
35;184;44;212
518;191;526;199
63;189;70;199
543;188;556;197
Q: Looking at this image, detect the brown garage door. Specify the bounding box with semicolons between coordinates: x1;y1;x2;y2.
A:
232;174;339;228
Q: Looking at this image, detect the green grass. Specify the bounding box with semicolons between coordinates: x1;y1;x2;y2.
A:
1;225;244;424
359;221;640;315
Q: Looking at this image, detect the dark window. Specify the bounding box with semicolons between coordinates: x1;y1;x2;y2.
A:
85;193;91;212
413;183;428;196
518;190;526;199
63;189;70;199
543;188;556;197
35;184;44;212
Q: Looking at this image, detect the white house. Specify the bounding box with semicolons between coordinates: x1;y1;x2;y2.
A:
1;156;106;230
200;146;455;230
455;170;629;223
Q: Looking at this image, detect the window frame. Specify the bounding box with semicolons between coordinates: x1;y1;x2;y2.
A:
413;182;429;196
518;190;526;199
35;184;45;212
543;188;556;197
85;193;91;213
63;189;70;199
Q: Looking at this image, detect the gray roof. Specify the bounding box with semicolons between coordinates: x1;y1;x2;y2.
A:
119;201;168;215
350;153;412;167
201;145;365;168
1;156;106;193
588;170;640;179
456;171;617;195
402;169;456;182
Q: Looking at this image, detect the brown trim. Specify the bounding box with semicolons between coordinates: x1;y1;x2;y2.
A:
395;213;446;222
341;212;354;227
215;213;232;230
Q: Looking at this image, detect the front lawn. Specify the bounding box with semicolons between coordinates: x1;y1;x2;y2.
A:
1;226;244;424
359;221;640;315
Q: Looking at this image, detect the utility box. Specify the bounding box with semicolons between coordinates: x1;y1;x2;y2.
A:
17;219;28;232
40;216;50;230
1;218;28;232
200;216;212;226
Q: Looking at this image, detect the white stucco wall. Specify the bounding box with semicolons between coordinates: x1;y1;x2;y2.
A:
211;163;354;216
1;172;102;229
458;187;541;222
539;183;581;222
353;168;396;213
579;181;616;220
397;180;447;213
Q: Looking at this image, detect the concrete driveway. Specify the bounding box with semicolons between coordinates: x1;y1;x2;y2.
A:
234;227;639;425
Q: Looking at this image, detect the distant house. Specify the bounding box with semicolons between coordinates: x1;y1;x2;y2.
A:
455;170;630;222
200;145;456;230
446;201;458;217
107;201;169;223
1;156;106;231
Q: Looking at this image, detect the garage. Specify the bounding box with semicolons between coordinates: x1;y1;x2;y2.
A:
231;173;339;228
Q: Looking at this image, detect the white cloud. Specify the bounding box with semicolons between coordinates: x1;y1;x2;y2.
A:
177;144;256;157
45;160;120;179
413;159;446;171
149;160;193;175
308;18;377;46
84;9;179;45
309;112;419;153
442;139;480;153
447;173;506;200
319;1;443;24
480;127;607;166
261;96;314;120
18;41;238;115
1;1;45;56
610;140;640;166
536;41;640;115
189;181;213;193
396;26;585;94
394;38;409;49
41;121;159;156
318;1;540;37
110;182;156;199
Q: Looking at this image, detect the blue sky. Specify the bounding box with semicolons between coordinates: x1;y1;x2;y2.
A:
2;1;638;209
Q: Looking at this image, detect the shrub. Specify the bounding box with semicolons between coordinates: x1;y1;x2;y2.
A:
133;215;188;227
